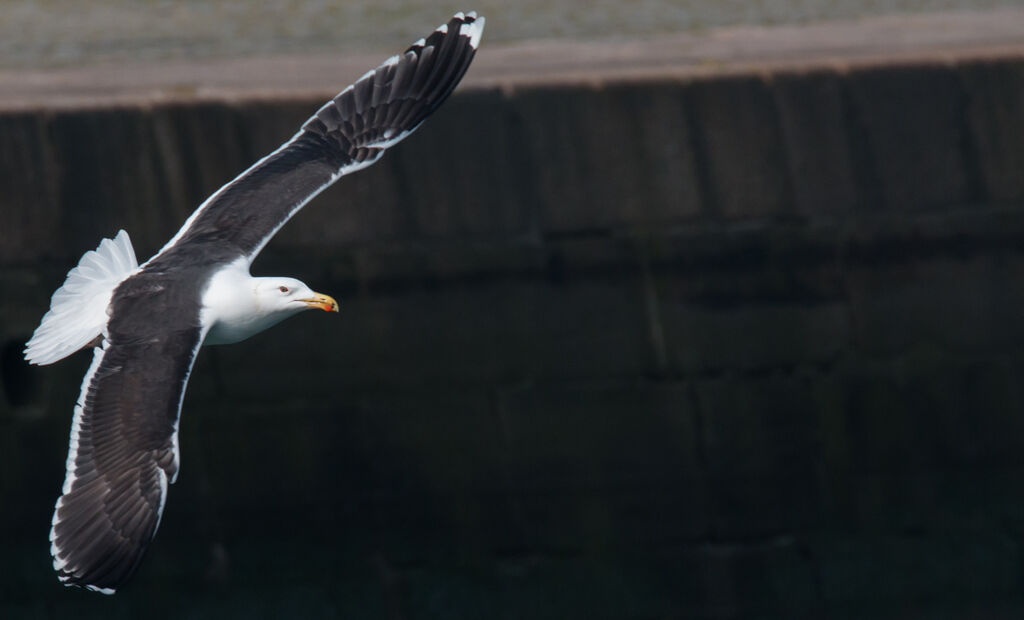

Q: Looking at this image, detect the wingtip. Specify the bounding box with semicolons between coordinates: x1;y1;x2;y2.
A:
455;12;485;50
470;16;485;49
85;583;117;595
55;568;118;595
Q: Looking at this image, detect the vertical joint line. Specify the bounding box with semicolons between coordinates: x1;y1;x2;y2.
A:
682;82;720;221
639;240;669;377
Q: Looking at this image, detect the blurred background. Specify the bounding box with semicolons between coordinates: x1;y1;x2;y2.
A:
1;0;1021;68
3;1;1024;618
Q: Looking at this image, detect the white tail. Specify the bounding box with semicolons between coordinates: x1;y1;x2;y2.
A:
25;230;139;365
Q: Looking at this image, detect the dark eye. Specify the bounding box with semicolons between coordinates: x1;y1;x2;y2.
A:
279;286;289;293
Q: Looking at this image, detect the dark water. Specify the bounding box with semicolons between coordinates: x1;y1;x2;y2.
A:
3;0;1024;68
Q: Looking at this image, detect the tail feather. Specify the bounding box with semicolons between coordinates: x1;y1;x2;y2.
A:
25;230;138;365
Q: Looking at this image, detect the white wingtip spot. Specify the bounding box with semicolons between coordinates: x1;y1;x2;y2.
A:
437;23;448;34
467;10;477;19
460;17;485;49
367;128;412;150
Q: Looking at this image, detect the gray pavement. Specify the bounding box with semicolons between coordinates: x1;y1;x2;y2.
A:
1;8;1023;110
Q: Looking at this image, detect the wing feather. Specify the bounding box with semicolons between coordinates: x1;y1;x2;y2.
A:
50;317;203;593
150;12;484;264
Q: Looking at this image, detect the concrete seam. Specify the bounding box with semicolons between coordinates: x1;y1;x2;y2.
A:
680;81;720;222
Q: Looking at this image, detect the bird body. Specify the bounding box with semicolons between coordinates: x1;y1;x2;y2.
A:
25;12;484;594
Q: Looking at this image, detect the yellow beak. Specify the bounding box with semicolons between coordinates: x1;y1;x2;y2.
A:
299;292;339;312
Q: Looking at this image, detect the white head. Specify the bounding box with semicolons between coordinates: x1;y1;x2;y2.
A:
203;267;340;346
253;277;339;316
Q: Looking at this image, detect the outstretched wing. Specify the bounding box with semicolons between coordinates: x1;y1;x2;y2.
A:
50;297;203;594
153;11;485;263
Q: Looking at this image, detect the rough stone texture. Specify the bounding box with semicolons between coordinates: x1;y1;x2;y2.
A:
844;63;977;213
2;46;1024;620
772;70;859;217
514;84;704;232
686;74;794;220
959;57;1024;204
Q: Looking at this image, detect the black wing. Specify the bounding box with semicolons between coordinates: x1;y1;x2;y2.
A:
50;272;204;593
157;11;484;262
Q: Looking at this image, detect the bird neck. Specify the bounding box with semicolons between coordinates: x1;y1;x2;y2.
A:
202;262;287;345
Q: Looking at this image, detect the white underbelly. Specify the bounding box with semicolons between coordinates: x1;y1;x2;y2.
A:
204;313;287;345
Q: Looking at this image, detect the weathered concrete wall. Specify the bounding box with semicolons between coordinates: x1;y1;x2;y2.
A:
2;51;1024;619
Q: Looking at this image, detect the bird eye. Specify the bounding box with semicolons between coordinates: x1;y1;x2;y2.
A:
279;286;289;293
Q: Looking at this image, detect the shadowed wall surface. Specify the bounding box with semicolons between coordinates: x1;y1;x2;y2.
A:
2;44;1024;619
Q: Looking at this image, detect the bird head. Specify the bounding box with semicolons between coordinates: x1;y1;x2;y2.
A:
255;277;339;315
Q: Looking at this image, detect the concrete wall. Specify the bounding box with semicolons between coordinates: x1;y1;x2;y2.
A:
2;51;1024;618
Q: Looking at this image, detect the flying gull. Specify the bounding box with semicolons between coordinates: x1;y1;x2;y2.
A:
24;11;485;594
